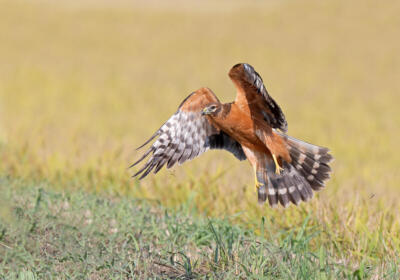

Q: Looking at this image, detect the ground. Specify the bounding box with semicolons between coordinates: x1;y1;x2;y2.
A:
1;178;398;279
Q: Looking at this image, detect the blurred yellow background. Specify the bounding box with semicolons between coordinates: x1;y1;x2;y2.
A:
1;0;399;261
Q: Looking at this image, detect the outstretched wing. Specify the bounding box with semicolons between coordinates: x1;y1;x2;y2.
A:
229;63;288;132
131;87;246;179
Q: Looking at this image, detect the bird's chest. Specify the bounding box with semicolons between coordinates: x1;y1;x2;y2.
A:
212;105;270;151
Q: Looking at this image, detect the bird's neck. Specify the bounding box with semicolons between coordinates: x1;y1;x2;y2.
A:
218;103;232;119
207;103;233;131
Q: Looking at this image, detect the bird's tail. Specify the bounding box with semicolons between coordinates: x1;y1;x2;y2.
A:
260;133;333;207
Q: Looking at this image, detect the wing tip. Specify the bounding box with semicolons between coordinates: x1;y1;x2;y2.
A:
229;62;256;80
136;132;159;150
229;63;249;78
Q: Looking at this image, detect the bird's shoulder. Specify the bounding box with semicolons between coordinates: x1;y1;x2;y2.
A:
179;87;220;112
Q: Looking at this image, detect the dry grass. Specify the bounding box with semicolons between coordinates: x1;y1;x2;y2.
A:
0;0;399;266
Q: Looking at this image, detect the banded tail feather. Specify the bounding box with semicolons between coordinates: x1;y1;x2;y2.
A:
283;134;333;191
263;161;314;208
260;132;333;207
256;161;309;207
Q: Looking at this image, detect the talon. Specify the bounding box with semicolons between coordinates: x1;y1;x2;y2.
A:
254;174;261;189
254;167;263;189
275;165;284;175
255;181;263;189
272;154;283;175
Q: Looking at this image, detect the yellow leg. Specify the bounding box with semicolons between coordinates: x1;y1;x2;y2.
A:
272;154;284;175
253;166;263;189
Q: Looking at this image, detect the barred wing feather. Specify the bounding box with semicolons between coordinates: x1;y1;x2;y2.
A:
131;90;246;179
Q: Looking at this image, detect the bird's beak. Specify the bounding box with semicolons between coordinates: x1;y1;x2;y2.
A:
201;108;209;116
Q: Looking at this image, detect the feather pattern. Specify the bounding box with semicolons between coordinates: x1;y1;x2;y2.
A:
131;90;246;179
229;63;288;132
265;161;314;208
258;131;333;207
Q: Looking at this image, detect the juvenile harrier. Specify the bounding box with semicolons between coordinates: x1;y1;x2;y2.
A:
132;63;333;207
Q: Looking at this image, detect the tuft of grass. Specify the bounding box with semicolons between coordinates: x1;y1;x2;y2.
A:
1;177;399;279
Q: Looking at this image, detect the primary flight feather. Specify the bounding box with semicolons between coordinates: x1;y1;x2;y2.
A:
132;63;333;208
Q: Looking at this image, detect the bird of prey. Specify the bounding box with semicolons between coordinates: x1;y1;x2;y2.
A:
131;63;333;207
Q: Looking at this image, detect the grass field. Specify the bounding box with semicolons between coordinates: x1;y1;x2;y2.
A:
0;0;399;278
1;178;399;279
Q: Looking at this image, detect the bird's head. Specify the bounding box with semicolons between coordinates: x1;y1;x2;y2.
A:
202;103;221;116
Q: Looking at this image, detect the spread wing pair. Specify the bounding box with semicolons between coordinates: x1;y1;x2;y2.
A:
131;63;286;179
